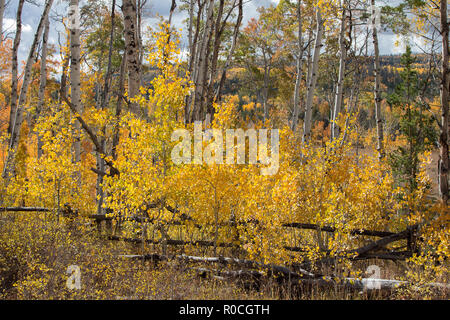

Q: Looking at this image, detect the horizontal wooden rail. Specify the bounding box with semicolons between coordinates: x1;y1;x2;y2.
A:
0;207;50;212
282;223;396;237
1;206;400;239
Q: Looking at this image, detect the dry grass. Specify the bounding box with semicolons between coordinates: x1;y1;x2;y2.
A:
0;212;447;300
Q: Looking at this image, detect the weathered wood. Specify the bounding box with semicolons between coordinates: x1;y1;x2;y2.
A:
177;254;316;279
354;225;417;257
282;223;395;237
190;267;263;281
109;236;236;248
0;207;51;212
300;226;417;269
89;214;113;221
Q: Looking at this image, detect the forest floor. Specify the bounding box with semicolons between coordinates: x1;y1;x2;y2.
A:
0;211;448;300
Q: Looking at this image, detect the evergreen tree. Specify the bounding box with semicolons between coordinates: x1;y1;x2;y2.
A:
387;46;437;192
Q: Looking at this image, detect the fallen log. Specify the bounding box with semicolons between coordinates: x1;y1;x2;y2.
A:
89;214;113;221
0;207;51;212
120;253;316;279
189;267;263;282
177;254;316;279
282;223;395;237
109;236;236;248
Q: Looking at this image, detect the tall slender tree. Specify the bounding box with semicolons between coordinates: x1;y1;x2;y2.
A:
3;0;54;182
36;15;50;159
439;0;449;205
69;0;82;168
291;0;304;132
303;7;323;143
332;0;348;141
0;0;5;40
371;0;384;158
122;0;142;116
8;0;25;136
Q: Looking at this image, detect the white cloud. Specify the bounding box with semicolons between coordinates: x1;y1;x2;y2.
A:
3;18;33;33
22;24;33;33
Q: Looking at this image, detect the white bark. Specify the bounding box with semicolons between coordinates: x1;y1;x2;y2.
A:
2;0;54;181
122;0;142;117
70;0;82;165
0;0;5;40
37;16;50;159
8;0;24;136
191;0;215;122
303;8;323;143
371;0;384;158
291;0;304;132
216;0;243;102
332;4;347;141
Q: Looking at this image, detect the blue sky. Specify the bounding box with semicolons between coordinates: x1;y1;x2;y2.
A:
1;0;431;66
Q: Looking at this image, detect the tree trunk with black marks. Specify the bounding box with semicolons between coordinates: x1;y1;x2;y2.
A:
2;0;54;183
303;8;323;143
122;0;142;117
439;0;449;205
371;0;384;158
216;0;243;103
191;0;215;123
8;0;24;137
332;3;347;141
290;0;304;132
0;0;5;41
37;16;50;159
69;0;82;169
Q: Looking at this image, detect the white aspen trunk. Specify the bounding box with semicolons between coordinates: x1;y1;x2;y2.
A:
371;0;384;158
69;0;82;166
198;0;216;122
37;16;50;159
122;0;142;116
439;0;449;205
192;0;215;122
185;0;203;123
137;0;143;67
2;0;54;181
112;53;127;162
188;0;194;56
206;0;225;117
0;0;5;40
215;0;243;102
8;0;24;136
291;0;304;132
262;60;270;122
332;3;347;141
303;8;323;143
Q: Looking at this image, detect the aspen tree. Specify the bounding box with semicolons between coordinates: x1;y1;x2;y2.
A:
439;0;449;205
371;0;384;158
37;16;50;159
332;0;348;141
2;0;54;182
122;0;142;116
291;0;304;132
303;7;323;143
